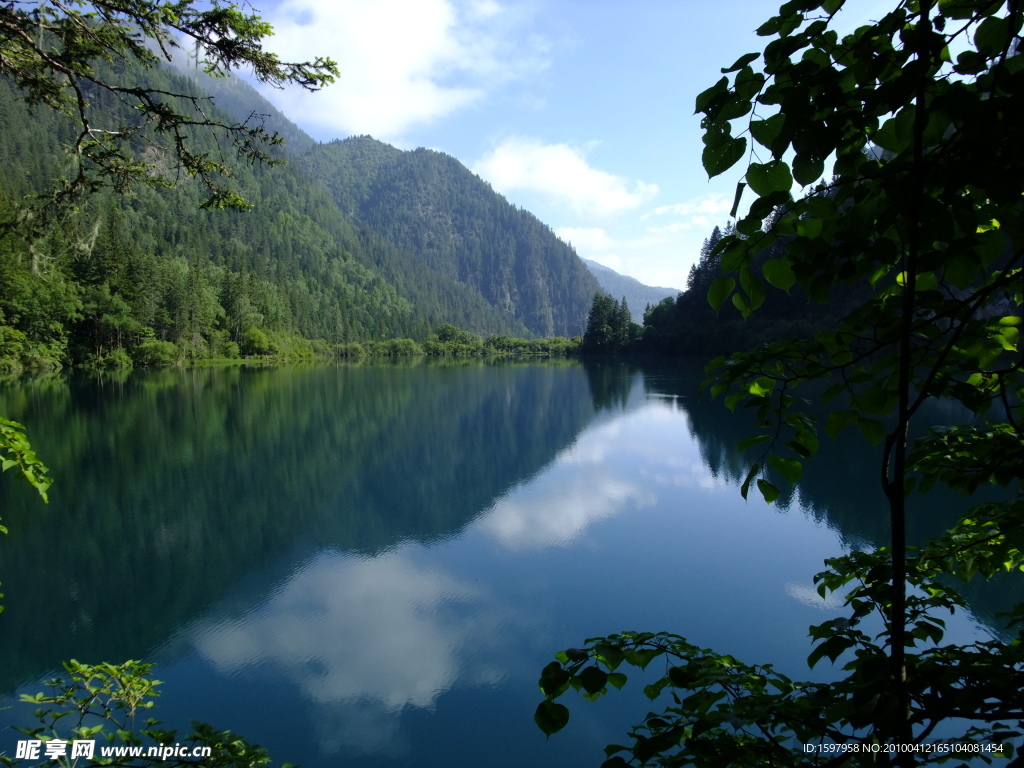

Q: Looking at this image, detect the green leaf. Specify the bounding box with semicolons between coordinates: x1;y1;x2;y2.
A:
938;0;977;18
563;648;589;663
996;326;1019;351
579;666;609;695
975;16;1010;55
792;152;824;185
668;665;693;687
719;239;749;271
729;182;746;218
737;434;771;451
606;672;628;690
746;161;793;197
702;137;747;178
724;392;745;411
872;119;899;152
717;96;754;121
796;217;822;239
628;648;662;670
749;114;786;151
943;254;977;289
708;277;736;312
593;643;625;671
740;463;760;500
825;410;858;439
762;258;796;290
756;16;782;36
769;455;803;484
742;270;767;311
643;678;670;700
539;661;571;697
732;292;751;316
534;700;570;736
600;756;631;768
803;195;837;219
736;215;764;236
954;50;988;75
733;67;765;102
694;77;729;113
757;478;781;503
722;52;760;73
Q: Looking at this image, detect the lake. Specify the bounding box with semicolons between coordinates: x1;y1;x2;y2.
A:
0;360;1013;766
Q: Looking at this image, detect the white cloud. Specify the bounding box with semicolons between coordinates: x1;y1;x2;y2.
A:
556;226;616;251
645;194;732;220
554;225;689;289
253;0;549;141
549;193;736;288
644;221;695;235
468;0;503;19
472;137;658;218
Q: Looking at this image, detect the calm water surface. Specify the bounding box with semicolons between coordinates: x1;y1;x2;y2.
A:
0;361;1011;766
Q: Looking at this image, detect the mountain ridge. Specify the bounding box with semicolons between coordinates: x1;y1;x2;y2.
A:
296;135;600;337
581;258;679;323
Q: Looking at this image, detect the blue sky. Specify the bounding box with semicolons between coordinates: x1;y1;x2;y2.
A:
248;0;892;289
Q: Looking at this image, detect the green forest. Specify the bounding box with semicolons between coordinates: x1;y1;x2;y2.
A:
0;55;599;374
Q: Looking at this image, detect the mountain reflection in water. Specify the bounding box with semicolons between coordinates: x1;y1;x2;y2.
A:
0;361;1010;767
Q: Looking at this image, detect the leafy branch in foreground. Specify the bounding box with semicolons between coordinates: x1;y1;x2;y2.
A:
0;660;290;768
0;417;52;504
537;0;1024;764
0;1;338;210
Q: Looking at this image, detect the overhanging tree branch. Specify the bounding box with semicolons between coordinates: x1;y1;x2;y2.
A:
0;1;338;210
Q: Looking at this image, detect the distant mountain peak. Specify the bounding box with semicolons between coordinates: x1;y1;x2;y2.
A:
581;259;680;323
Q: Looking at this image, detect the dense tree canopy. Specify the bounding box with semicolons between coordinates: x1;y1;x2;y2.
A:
538;0;1024;765
582;293;638;354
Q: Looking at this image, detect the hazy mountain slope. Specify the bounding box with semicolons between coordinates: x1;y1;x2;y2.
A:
298;136;601;337
171;65;318;157
582;259;680;323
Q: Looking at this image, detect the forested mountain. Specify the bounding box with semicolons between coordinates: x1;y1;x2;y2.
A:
0;66;428;367
296;136;600;338
581;259;678;323
0;56;607;370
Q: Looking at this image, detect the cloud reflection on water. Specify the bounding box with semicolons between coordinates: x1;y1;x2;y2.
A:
476;400;722;550
186;397;714;756
191;546;512;706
